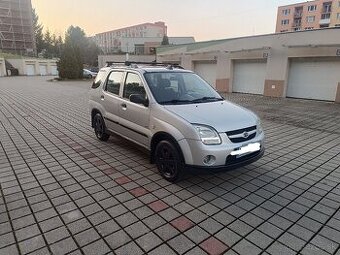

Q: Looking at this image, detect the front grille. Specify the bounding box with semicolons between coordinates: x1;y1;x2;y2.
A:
226;126;257;143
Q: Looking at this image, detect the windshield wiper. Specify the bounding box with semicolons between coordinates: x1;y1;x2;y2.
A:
191;97;224;103
159;99;194;105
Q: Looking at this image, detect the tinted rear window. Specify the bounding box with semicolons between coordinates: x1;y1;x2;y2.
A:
91;70;107;89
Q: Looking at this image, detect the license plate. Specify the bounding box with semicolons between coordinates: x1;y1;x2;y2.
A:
230;143;261;157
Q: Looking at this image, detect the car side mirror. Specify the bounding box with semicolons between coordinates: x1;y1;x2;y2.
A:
129;94;149;107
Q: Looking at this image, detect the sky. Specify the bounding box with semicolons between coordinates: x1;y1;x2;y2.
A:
31;0;300;42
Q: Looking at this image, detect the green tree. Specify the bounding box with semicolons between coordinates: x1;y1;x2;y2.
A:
161;35;170;45
43;30;53;58
57;26;84;79
32;8;44;55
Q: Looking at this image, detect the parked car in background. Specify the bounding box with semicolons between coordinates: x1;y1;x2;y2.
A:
83;69;97;79
89;61;265;182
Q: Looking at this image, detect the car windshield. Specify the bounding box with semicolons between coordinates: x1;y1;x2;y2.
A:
144;72;223;105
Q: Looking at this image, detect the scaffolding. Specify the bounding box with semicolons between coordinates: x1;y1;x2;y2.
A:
0;0;36;55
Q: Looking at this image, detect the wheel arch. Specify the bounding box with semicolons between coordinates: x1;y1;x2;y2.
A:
150;132;185;164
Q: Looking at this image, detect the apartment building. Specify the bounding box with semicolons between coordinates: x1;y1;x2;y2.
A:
0;0;36;55
94;21;195;54
276;0;340;32
95;22;167;54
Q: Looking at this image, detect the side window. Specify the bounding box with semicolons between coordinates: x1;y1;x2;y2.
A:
91;70;106;89
123;73;146;100
105;71;123;95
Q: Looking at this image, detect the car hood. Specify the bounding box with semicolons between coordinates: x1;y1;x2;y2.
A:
164;101;258;132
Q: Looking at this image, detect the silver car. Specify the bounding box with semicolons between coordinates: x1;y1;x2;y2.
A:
89;62;264;182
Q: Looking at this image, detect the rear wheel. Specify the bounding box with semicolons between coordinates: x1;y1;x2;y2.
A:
155;140;182;182
93;113;110;141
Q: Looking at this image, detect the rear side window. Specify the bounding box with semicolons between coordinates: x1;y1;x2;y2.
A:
91;70;106;89
105;71;124;95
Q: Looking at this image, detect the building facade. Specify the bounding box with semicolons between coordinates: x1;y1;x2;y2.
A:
95;22;167;54
0;0;36;55
157;28;340;103
276;0;340;32
94;22;195;54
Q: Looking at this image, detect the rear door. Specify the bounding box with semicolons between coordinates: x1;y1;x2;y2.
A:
118;72;151;147
102;71;125;131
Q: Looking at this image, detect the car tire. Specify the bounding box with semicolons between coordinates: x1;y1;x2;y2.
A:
93;113;110;141
155;140;183;182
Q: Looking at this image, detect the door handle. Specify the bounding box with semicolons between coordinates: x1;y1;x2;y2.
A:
121;103;127;108
100;95;104;100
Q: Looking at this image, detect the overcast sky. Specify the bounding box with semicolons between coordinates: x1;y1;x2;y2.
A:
31;0;300;41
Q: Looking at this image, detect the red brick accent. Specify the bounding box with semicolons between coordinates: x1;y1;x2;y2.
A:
102;168;116;175
129;187;148;197
200;237;229;255
216;79;229;93
170;216;194;232
335;83;340;103
115;176;132;185
148;200;169;212
93;160;106;166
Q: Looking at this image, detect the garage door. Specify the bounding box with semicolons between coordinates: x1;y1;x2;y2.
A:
51;65;58;76
287;60;340;101
39;65;48;76
233;61;267;95
26;64;35;76
194;62;217;88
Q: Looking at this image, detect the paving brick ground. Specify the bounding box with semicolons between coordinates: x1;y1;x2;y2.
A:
0;76;340;255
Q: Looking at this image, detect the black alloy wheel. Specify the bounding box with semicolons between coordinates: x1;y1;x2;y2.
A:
155;140;182;182
93;113;110;141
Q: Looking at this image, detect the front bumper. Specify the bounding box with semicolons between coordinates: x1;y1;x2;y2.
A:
179;132;265;169
185;146;265;172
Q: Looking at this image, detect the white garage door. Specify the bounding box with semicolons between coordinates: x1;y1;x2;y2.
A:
51;65;58;76
233;61;267;95
39;65;48;76
26;64;35;76
194;62;217;88
287;60;340;101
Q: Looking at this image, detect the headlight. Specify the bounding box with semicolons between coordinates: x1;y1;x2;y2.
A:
257;119;263;135
193;124;221;145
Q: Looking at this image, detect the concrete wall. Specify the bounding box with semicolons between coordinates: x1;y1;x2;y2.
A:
6;58;58;76
0;58;6;76
157;28;340;103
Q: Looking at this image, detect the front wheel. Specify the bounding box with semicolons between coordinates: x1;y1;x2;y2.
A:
93;113;110;141
155;140;183;182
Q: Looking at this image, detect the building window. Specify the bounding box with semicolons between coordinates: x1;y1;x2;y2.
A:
337;13;340;20
282;9;290;15
281;19;290;25
308;5;317;12
306;16;315;23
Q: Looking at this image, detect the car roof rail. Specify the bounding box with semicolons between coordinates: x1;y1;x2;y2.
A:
105;61;184;69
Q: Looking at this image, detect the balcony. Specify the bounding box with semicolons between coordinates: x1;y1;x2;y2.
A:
294;12;303;18
320;13;331;25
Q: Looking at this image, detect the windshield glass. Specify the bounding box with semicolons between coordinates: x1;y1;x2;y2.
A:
144;72;223;105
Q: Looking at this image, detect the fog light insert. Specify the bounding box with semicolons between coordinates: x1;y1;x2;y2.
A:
203;155;216;166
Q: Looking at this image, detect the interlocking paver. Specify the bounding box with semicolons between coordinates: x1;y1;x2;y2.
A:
1;77;340;255
200;237;229;255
